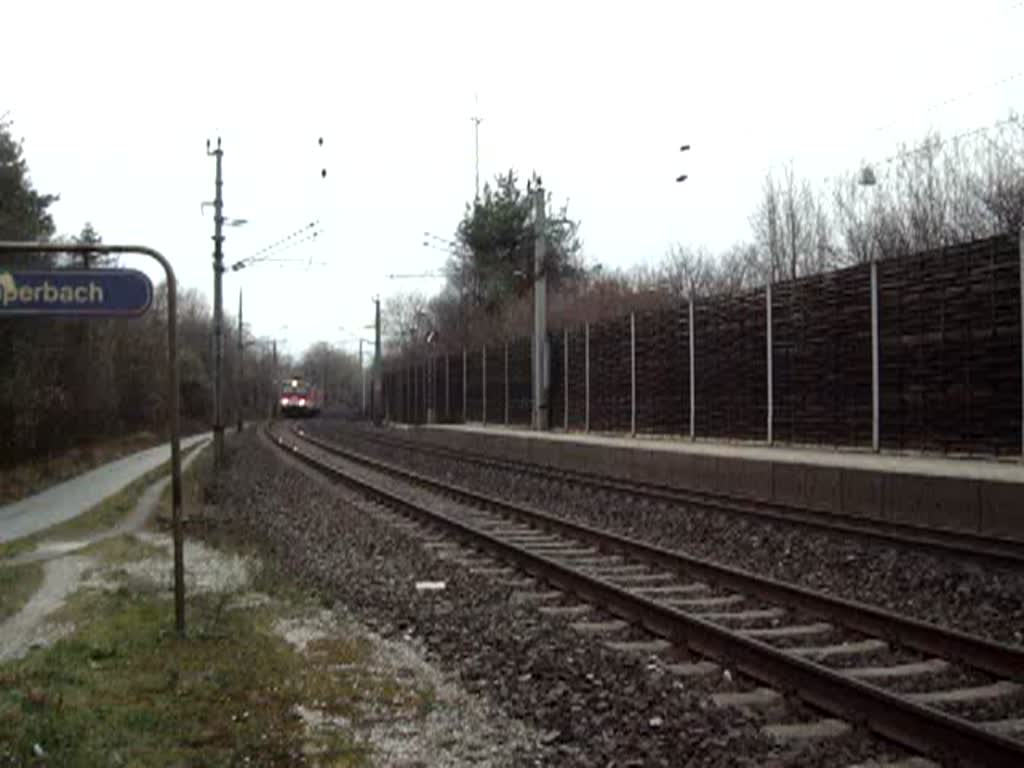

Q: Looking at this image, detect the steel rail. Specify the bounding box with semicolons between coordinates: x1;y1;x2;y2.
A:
269;424;1024;767
294;426;1024;680
342;428;1024;568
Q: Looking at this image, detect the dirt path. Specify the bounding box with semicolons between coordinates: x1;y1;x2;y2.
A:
0;555;94;663
0;444;209;662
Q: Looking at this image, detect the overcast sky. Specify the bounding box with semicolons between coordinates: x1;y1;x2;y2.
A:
5;0;1022;358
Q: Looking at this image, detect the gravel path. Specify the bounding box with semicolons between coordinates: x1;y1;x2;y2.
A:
277;606;547;767
311;423;1024;648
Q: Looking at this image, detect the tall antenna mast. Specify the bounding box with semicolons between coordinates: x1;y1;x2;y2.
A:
471;93;483;203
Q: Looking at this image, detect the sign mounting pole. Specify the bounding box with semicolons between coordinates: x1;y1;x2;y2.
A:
0;243;185;637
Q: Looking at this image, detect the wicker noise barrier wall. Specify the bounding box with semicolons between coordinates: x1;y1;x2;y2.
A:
381;233;1022;456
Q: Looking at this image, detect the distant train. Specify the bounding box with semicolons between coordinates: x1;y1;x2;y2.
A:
279;375;323;418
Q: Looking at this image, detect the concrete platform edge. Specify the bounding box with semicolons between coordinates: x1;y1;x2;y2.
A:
405;425;1024;542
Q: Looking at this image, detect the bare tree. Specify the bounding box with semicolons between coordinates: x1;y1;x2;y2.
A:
968;116;1024;233
381;292;431;355
298;342;360;407
709;242;760;296
750;164;836;282
659;244;715;298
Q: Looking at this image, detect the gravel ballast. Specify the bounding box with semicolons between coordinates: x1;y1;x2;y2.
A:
310;423;1024;648
200;430;896;767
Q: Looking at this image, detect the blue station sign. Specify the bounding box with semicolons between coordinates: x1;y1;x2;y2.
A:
0;269;154;317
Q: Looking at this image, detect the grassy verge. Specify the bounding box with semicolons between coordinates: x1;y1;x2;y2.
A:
0;535;434;767
0;431;162;506
0;443;205;563
0;584;375;766
152;445;214;529
0;562;45;624
1;436;439;765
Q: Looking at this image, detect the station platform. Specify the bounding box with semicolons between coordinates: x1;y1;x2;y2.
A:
397;423;1024;542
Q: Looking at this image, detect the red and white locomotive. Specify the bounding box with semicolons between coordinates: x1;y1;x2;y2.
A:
279;375;323;418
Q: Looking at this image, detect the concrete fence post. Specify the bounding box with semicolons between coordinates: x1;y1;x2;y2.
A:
445;352;450;421
1019;225;1023;461
585;322;591;433
563;328;569;430
482;345;487;426
766;283;774;445
630;313;637;437
504;342;510;425
462;346;467;422
688;296;696;441
871;259;881;453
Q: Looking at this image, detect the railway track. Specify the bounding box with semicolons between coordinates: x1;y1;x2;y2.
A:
268;422;1024;766
321;425;1024;569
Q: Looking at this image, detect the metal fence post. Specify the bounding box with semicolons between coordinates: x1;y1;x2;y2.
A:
564;328;569;430
462;346;467;422
689;296;696;441
766;283;774;445
630;313;637;436
1019;225;1023;461
504;342;510;425
482;345;487;426
445;352;450;421
585;322;591;432
871;259;881;452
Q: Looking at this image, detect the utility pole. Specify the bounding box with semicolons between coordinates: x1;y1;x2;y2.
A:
236;288;243;432
532;180;548;430
359;338;367;416
206;138;226;469
471;95;482;202
272;339;279;419
323;352;329;410
372;296;382;425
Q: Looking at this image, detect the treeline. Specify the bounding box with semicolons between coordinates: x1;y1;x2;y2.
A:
0;118;326;469
384;116;1024;356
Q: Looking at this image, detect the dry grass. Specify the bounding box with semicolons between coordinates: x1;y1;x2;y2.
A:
0;562;44;624
0;535;439;767
0;585;373;767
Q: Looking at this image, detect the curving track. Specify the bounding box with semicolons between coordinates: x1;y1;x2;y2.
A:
318;425;1024;569
268;422;1024;767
